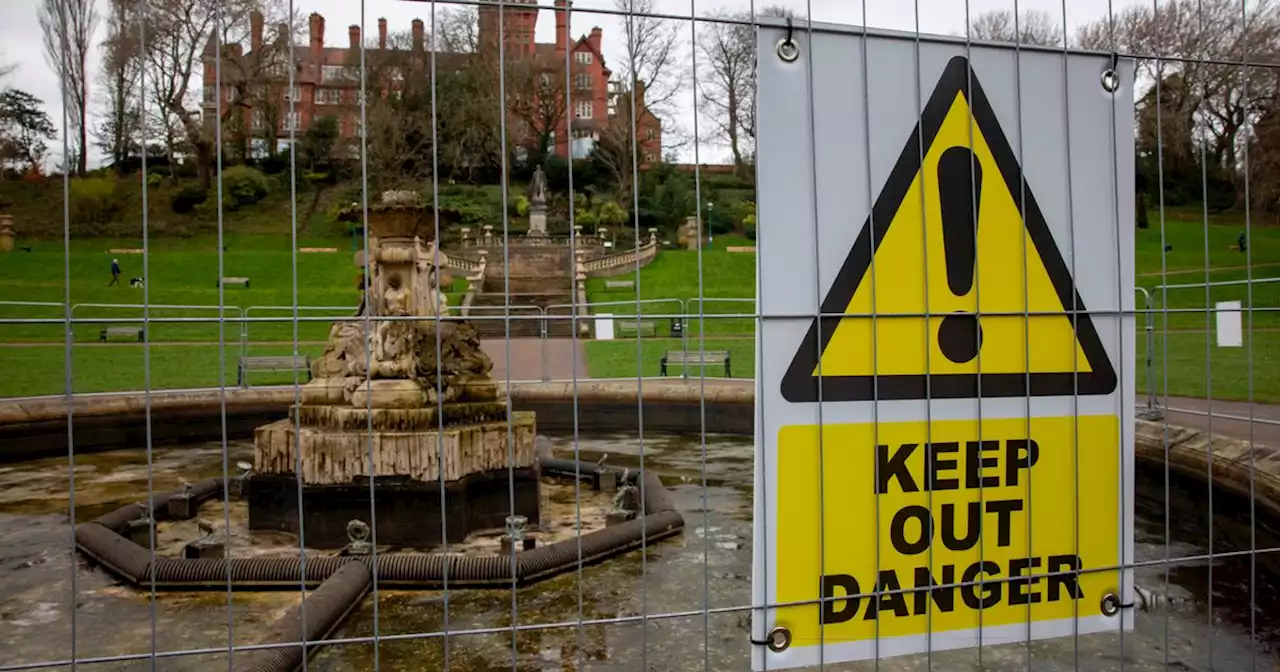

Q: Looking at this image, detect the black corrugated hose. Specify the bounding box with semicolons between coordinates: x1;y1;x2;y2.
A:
75;462;683;672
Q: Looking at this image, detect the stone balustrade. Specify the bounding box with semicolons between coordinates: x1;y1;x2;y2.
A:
445;253;484;272
581;241;659;277
459;251;487;318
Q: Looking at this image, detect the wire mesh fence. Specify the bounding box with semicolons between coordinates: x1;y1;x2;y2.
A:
0;0;1277;670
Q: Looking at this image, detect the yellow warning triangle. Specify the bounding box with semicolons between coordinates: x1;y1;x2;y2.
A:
781;56;1117;403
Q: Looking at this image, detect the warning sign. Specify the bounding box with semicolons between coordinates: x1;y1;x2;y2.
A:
779;54;1117;403
753;31;1135;671
776;415;1120;650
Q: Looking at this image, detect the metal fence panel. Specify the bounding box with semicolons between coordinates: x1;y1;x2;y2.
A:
0;1;1275;671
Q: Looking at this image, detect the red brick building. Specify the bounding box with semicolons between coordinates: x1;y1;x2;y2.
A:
202;1;662;163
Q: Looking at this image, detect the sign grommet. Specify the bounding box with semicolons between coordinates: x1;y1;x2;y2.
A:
765;626;792;652
776;37;799;63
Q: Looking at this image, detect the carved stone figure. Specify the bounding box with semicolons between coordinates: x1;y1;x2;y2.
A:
412;236;444;318
370;273;417;379
527;165;548;205
308;191;495;407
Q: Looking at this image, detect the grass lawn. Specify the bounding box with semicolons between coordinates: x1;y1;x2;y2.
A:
0;343;327;398
584;338;753;380
580;214;1280;402
0;235;468;344
583;330;1280;403
0;212;1277;402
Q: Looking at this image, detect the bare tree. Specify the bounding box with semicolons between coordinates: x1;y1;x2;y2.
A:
95;0;142;172
697;12;753;172
40;0;99;176
693;5;792;173
613;0;683;117
969;9;1063;46
592;84;662;207
141;0;294;187
508;57;574;163
1077;0;1280;192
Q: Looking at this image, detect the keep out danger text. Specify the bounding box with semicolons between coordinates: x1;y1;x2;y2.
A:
774;415;1121;643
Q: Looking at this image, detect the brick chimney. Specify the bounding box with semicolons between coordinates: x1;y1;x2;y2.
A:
309;12;325;49
412;18;424;51
555;0;570;53
588;26;602;55
349;24;360;50
378;18;387;49
309;13;325;80
250;10;264;53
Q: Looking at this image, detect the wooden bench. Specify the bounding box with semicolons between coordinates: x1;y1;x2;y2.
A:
616;319;657;337
237;355;312;388
99;326;144;342
660;350;731;378
605;280;635;290
218;276;250;288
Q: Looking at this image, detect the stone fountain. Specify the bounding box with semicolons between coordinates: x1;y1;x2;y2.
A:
248;191;541;548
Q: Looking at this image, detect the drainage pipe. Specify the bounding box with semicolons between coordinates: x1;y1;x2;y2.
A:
233;560;372;672
75;462;683;591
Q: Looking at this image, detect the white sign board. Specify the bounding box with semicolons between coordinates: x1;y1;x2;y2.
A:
752;24;1135;670
595;313;615;341
1216;300;1243;347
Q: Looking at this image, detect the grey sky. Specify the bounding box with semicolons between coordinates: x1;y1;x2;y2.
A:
2;0;1148;169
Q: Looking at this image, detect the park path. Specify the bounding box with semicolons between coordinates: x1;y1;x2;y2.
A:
481;338;588;382
1161;396;1280;447
1138;261;1280;277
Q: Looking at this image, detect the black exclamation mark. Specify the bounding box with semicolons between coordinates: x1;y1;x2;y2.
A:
936;147;983;364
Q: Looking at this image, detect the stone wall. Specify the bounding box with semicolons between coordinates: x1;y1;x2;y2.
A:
4;383;1276;528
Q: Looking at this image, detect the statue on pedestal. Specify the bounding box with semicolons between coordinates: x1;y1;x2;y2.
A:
527;166;549;236
527;165;548;205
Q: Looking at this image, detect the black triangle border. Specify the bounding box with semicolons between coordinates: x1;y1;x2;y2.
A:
779;55;1119;403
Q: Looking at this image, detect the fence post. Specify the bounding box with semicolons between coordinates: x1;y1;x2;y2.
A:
240;307;249;375
1135;287;1155;414
540;306;550;383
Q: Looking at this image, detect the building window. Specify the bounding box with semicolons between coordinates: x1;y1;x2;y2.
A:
643;151;655;163
575;51;592;65
264;61;288;78
574;73;591;90
575;100;593;119
283;85;302;101
315;88;342;105
284;111;301;131
203;85;215;104
645;127;656;141
322;65;357;82
252;110;266;131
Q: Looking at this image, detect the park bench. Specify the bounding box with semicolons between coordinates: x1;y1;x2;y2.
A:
237;355;312;388
660;350;732;378
218;276;251;289
99;326;144;342
605;280;635;290
616;319;657;337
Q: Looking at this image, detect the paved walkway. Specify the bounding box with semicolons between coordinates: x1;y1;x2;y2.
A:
1161;396;1280;447
481;338;588;382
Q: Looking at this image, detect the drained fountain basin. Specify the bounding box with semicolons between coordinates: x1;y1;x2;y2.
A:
1;433;1279;670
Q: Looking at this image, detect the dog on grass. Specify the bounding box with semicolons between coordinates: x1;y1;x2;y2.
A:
129;277;145;288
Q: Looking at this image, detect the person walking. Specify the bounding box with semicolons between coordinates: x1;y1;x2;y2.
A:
109;258;121;286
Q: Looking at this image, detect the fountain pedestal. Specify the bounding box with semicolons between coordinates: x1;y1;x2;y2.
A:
248;193;541;548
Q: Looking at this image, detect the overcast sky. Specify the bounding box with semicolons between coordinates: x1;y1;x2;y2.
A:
3;0;1151;169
